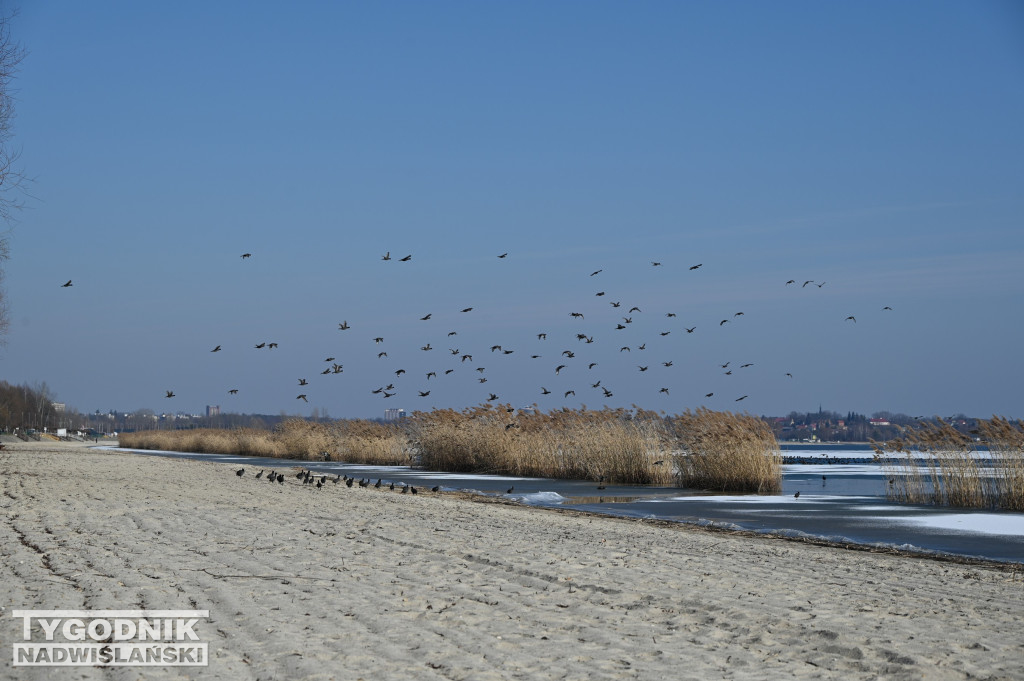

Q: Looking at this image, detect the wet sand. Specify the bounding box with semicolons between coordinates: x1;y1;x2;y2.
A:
2;441;1023;680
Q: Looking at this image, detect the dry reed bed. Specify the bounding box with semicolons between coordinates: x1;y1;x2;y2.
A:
118;406;783;492
408;404;676;485
875;416;1024;510
669;407;783;494
119;420;412;466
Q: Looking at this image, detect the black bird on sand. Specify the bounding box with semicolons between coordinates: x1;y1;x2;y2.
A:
255;470;264;479
236;468;244;477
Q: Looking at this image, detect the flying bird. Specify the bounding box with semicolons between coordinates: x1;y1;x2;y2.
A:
845;316;857;323
689;264;702;270
228;389;238;394
381;251;391;261
374;337;384;344
378;352;388;358
720;320;729;326
564;390;575;398
61;280;73;287
883;306;893;311
686;327;696;333
461;307;473;312
555;365;566;375
570;312;584;319
735;395;748;401
298;378;308;386
498;252;508;258
786;280;796;285
418;391;430;397
651;262;662;267
211;345;221;352
338;321;350;330
590;269;602;276
659;388;670;394
803;280;814;287
399;255;412;261
420;313;432;320
254;342;266;349
488;393;499;401
241;253;251;259
705;393;714;397
297;394;308;402
541;387;551;394
165;391;175;398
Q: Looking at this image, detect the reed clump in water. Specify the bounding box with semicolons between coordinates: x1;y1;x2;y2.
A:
669;408;782;494
410;404;675;485
119;428;277;456
332;419;412;465
877;416;1024;510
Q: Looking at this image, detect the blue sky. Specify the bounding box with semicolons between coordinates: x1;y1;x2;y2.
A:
2;1;1022;420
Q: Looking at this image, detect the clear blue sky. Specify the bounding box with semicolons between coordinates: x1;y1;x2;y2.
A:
3;1;1022;420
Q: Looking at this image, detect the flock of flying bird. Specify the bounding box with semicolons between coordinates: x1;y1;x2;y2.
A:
63;250;892;412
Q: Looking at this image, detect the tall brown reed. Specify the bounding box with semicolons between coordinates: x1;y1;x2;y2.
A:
877;417;1024;510
118;419;413;465
669;408;782;494
410;404;675;484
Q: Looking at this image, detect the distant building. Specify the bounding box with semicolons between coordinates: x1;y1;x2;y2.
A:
869;418;890;426
51;402;66;412
384;408;406;422
206;405;221;417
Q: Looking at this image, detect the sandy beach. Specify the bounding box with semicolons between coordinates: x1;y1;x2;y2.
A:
2;440;1022;680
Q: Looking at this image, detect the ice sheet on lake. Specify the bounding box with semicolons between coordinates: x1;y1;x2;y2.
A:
880;512;1024;538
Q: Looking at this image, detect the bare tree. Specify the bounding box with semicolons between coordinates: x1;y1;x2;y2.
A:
0;10;25;342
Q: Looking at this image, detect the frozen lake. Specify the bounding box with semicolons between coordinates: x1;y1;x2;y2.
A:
107;445;1024;564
